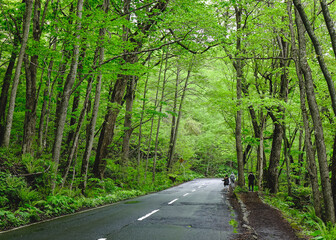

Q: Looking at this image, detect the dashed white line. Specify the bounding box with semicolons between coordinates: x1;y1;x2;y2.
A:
168;198;179;205
183;193;189;197
137;209;160;221
192;189;196;192
97;238;106;240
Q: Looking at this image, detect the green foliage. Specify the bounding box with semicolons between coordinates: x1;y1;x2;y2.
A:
312;219;336;240
229;218;238;233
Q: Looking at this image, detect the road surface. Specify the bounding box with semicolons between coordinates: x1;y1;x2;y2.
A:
0;178;237;240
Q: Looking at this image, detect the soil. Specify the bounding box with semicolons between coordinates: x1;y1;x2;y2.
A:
229;191;310;240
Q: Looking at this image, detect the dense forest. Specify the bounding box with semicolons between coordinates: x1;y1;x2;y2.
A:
1;0;336;237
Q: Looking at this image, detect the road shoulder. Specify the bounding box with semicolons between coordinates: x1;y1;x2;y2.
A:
229;191;307;240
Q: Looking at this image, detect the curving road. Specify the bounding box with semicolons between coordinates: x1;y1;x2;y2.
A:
0;178;237;240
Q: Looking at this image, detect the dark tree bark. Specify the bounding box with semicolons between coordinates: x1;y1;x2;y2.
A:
152;49;168;182
93;0;170;179
121;75;137;173
266;111;283;193
2;0;33;147
166;63;180;171
233;5;245;187
265;29;290;194
293;0;336;117
80;10;107;192
287;2;322;217
293;5;335;223
319;0;336;59
0;35;19;146
51;0;84;192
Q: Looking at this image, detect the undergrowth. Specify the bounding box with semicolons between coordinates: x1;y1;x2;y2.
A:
262;188;336;240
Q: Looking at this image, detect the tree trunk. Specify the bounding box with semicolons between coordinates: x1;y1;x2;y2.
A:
92;0;132;179
51;0;84;192
22;0;40;154
234;5;245;187
2;0;33;147
152;50;168;183
266;112;283;193
331;134;336;216
121;75;137;176
93;0;169;179
166;62;180;171
38;51;53;152
93;73;128;178
139;60;150;181
294;7;335;223
0;35;19;146
258;112;265;191
287;2;322;217
293;0;336;117
80;0;109;193
319;0;336;59
283;125;292;196
61;72;93;188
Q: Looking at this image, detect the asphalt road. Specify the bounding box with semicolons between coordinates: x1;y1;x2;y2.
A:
0;178;237;240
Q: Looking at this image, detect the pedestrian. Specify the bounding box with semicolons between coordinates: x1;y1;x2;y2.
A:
223;175;229;190
248;172;255;192
230;172;236;186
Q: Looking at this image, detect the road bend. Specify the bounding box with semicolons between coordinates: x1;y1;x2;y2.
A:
0;178;237;240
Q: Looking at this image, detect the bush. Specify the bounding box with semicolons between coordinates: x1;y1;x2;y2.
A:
0;173;39;208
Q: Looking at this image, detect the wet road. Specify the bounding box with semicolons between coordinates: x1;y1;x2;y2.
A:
0;178;237;240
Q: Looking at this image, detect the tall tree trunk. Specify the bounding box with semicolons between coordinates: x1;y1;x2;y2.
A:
152;50;168;182
61;72;94;187
265;31;289;194
258;111;265;191
331;134;336;216
2;0;33;147
233;5;245;187
266;112;283;193
138;60;150;182
38;50;53;152
167;57;193;172
294;7;335;223
38;0;57;153
0;35;19;146
92;0;131;179
80;0;109;193
166;63;180;171
92;0;169;179
51;0;84;192
319;0;336;59
283;125;292;196
121;75;137;175
288;2;322;217
293;0;336;117
22;0;50;154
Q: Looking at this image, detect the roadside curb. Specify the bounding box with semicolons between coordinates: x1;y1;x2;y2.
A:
236;192;258;239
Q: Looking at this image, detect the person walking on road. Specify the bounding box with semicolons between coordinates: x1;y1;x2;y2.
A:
223;175;229;191
230;172;236;187
248;172;255;192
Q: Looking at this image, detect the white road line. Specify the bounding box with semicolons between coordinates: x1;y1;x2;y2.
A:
137;209;160;221
97;238;106;240
198;186;202;188
192;189;196;192
168;198;179;205
183;193;189;197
